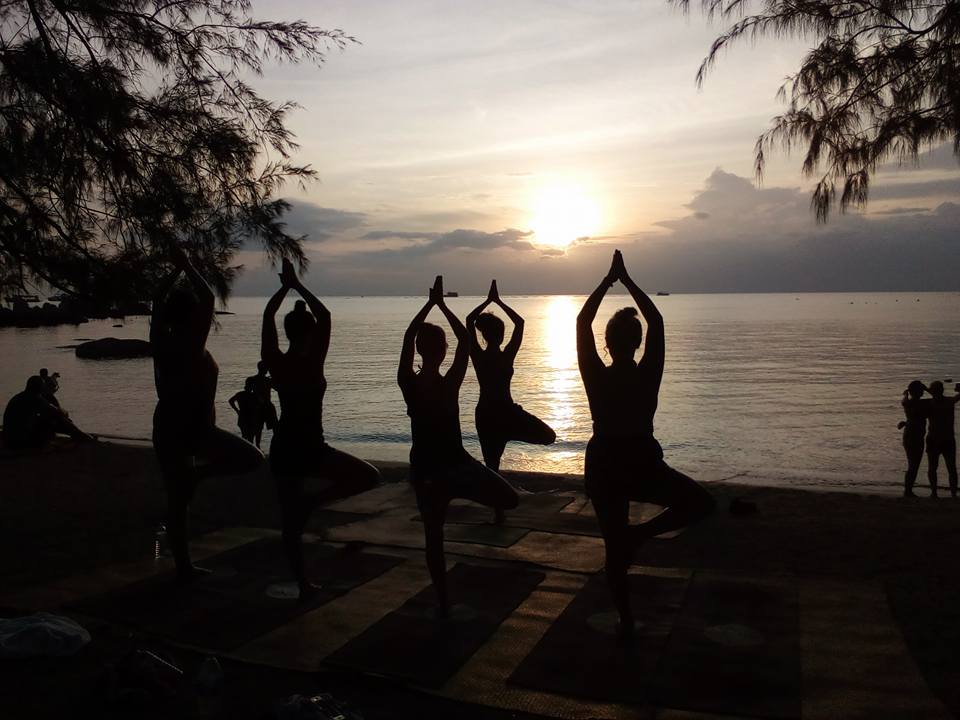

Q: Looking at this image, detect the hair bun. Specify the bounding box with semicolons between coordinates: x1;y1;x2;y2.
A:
294;300;307;313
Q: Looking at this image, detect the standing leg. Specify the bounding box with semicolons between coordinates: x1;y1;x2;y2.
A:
416;484;450;617
154;424;209;582
591;493;633;642
479;435;507;524
945;438;958;498
159;455;203;582
276;475;320;598
477;408;509;524
904;439;923;497
927;441;941;498
280;446;379;598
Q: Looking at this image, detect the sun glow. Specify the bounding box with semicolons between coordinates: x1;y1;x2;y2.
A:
529;184;600;249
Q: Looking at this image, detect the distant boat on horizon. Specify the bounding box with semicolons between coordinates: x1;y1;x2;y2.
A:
444;291;459;297
656;291;670;296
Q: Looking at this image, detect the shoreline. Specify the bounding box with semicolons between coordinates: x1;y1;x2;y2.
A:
81;433;916;498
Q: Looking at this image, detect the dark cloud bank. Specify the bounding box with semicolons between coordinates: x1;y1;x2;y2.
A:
235;166;960;296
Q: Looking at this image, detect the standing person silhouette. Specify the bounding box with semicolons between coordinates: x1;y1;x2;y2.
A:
925;380;960;498
398;276;519;617
467;280;556;521
228;378;265;447
262;258;380;599
899;380;928;498
151;246;263;583
248;361;278;433
577;250;714;643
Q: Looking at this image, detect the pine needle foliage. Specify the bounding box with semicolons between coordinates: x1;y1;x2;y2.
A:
0;0;354;303
673;1;960;220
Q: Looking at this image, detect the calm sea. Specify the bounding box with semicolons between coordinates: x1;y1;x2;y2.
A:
3;293;958;495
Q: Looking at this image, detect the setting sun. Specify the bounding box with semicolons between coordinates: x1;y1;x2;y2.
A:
529;184;600;249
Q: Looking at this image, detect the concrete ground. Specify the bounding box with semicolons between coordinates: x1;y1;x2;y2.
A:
1;441;957;719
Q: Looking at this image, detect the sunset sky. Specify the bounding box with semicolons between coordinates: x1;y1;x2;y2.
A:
235;0;960;296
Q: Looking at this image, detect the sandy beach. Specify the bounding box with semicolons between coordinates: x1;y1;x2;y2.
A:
1;438;958;719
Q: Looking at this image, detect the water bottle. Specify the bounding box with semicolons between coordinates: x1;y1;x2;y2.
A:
154;524;169;561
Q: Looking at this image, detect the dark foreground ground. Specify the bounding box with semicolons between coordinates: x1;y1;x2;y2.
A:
1;440;958;719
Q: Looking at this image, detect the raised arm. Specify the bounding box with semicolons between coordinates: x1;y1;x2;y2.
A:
398;292;435;386
149;266;182;346
170;245;215;350
577;258;616;379
438;294;470;388
261;282;289;368
493;283;525;361
466;283;495;362
279;258;331;363
619;263;664;384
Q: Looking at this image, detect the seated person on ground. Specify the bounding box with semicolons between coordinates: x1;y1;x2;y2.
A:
3;376;93;449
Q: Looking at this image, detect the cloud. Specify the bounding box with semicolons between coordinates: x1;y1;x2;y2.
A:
280;201;368;241
361;227;535;256
361;230;433;241
871;177;960;201
232;168;960;296
878;143;960;174
640;169;960;292
398;209;498;227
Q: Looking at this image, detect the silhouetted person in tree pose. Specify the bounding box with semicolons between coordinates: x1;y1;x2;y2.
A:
899;380;928;498
925;380;959;498
467;280;556;520
578;250;714;643
152;246;263;582
262;258;380;599
3;375;92;449
399;276;519;617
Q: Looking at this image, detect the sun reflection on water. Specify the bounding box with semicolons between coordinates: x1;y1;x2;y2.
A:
538;296;582;462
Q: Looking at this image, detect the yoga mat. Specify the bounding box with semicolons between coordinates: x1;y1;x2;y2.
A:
509;572;689;704
328;563;544;688
443;523;530;547
443;498;670;539
655;574;801;719
405;516;531;547
444;493;574;524
71;538;403;650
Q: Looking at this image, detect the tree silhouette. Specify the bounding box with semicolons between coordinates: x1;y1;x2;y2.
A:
0;1;353;304
674;1;960;220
